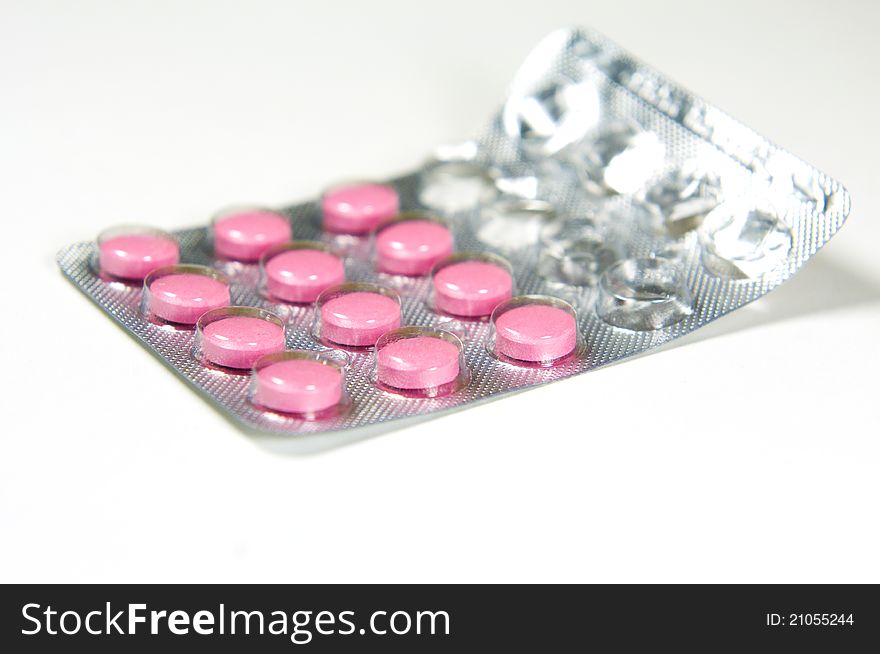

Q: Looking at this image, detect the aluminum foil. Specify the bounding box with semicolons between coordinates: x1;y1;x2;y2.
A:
56;27;851;435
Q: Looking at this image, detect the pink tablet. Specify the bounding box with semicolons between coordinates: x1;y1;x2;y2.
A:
322;183;399;235
377;335;460;390
200;315;285;369
146;269;230;324
213;209;291;261
253;358;343;415
493;302;577;363
376;219;453;276
264;247;345;303
319;290;401;347
433;259;513;317
98;231;179;280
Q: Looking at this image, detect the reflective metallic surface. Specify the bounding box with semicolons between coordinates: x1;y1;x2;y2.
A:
642;161;721;235
503;77;601;157
568;120;665;195
58;27;851;435
419;161;498;213
699;203;793;279
477;200;557;251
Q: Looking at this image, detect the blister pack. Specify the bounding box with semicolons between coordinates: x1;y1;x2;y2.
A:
57;27;851;435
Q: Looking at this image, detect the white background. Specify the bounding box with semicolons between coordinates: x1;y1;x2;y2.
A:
2;0;878;582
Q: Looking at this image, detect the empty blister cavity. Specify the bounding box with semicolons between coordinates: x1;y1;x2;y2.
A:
97;225;179;281
603;200;670;239
314;283;401;348
504;76;601;158
142;264;231;326
494;168;541;200
539;218;618;286
432;140;480;161
212;206;292;262
260;241;345;304
374;327;468;398
193;306;286;370
374;213;454;276
419;162;498;213
250;350;348;419
478;199;557;251
764;152;829;213
572;119;665;195
489;295;578;367
642;162;721;236
431;253;514;318
597;258;692;330
790;167;827;213
699;202;793;279
322;182;399;235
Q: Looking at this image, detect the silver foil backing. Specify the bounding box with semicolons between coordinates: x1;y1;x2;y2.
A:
56;27;851;435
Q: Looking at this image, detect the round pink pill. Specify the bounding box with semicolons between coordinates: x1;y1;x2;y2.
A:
433;260;513;317
376;220;454;276
201;316;285;369
214;210;292;261
320;291;401;347
264;249;345;303
494;304;577;363
255;359;343;415
322;183;399;235
148;273;230;324
99;234;179;280
377;336;460;390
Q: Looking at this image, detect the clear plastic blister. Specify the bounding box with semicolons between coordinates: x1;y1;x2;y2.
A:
193;306;287;371
96;224;180;282
249;349;352;420
210;205;292;264
141;264;231;326
259;240;346;304
489;295;580;367
372;212;454;276
57;27;851;435
373;327;469;398
430;252;515;319
312;282;402;349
